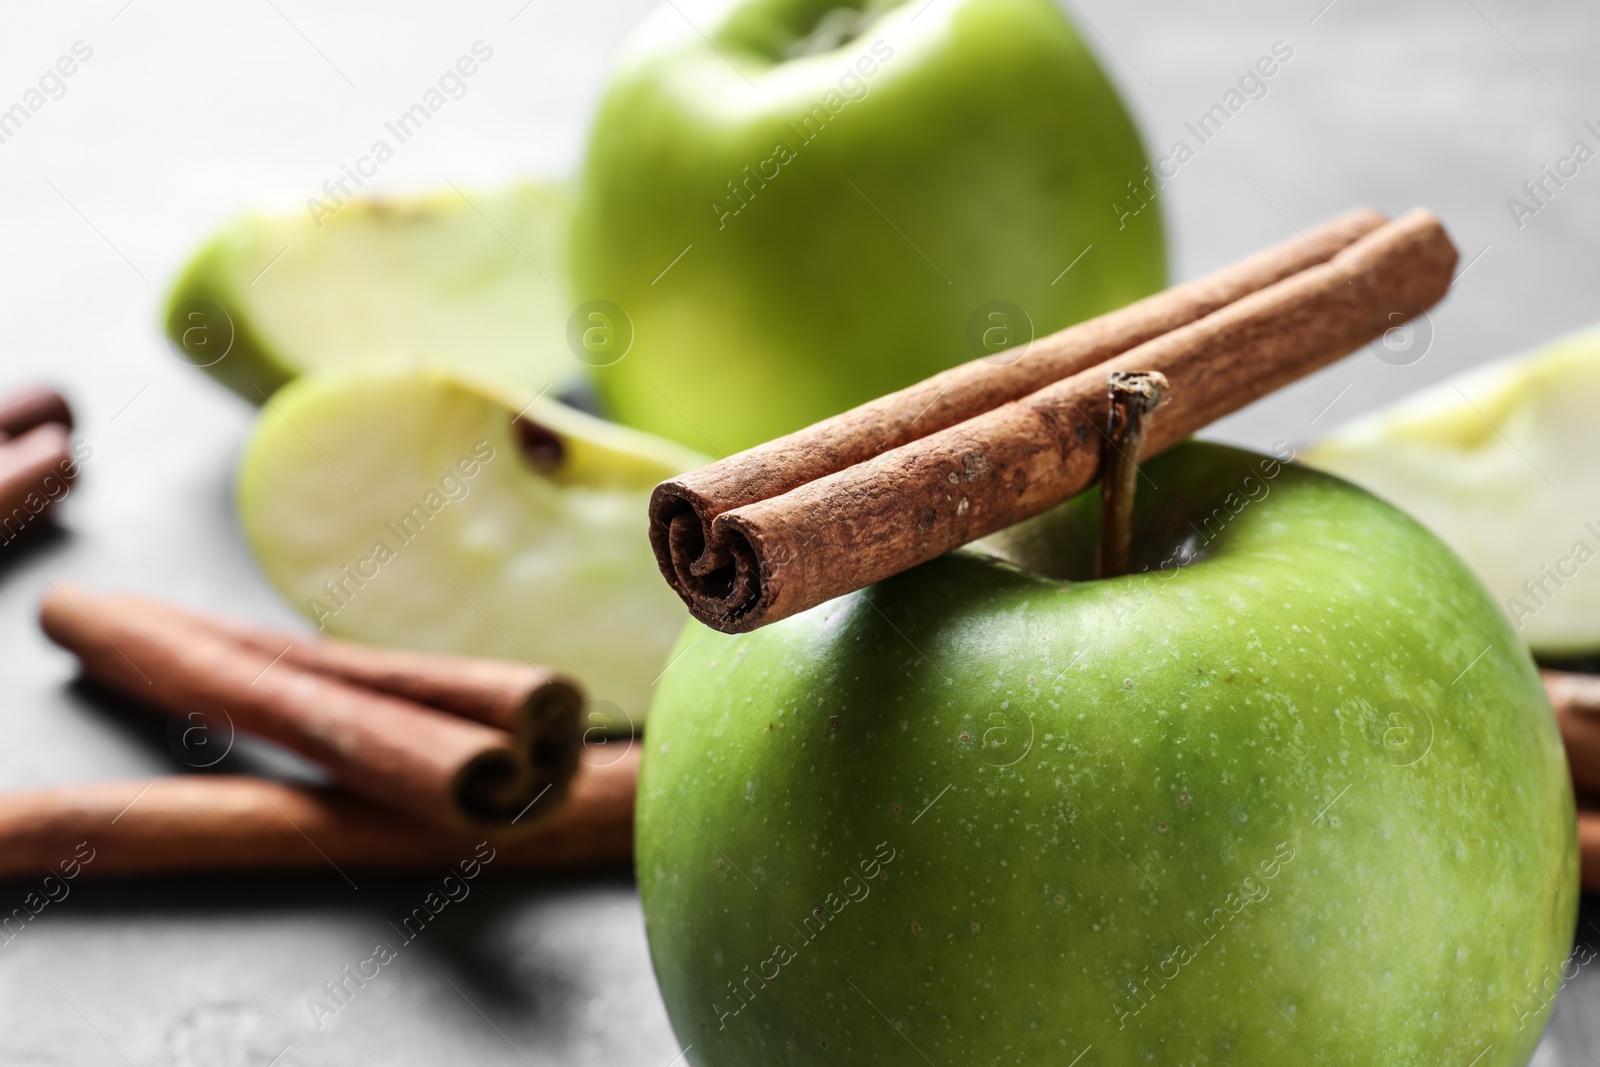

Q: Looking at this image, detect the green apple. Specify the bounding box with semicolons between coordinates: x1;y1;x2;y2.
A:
166;181;579;402
238;367;706;724
639;441;1574;1065
1306;327;1600;661
571;0;1165;453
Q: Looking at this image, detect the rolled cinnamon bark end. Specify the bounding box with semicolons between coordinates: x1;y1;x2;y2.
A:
101;591;586;794
651;207;1389;624
0;749;637;881
659;208;1458;634
39;585;580;831
651;485;763;623
0;385;73;439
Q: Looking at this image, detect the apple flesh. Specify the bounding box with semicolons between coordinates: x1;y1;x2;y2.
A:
571;0;1166;453
1305;326;1600;661
638;441;1575;1065
238;368;706;724
166;181;578;401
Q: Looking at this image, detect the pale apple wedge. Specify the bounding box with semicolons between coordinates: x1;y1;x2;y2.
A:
166;181;579;402
238;368;707;724
1304;327;1600;658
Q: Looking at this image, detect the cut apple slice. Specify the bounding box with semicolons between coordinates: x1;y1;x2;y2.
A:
1304;327;1600;658
166;181;578;401
238;367;707;724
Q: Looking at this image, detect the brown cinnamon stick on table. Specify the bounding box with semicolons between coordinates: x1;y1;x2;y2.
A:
0;387;77;536
1547;669;1600;794
104;590;580;769
0;748;637;880
1579;812;1600;893
41;585;583;832
0;424;75;520
0;385;73;439
1542;669;1600;890
652;208;1457;633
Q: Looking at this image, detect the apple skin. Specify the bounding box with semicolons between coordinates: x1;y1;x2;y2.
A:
571;0;1165;453
638;442;1576;1066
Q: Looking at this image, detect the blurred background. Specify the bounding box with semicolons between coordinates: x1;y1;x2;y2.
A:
1;0;1597;1063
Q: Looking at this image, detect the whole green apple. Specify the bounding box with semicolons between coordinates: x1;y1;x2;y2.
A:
571;0;1165;453
638;441;1575;1065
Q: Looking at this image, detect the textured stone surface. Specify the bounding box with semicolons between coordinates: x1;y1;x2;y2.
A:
0;0;1594;1062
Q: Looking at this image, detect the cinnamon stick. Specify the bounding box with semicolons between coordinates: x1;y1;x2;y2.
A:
1580;811;1600;892
650;209;1384;621
653;207;1384;550
1542;669;1600;889
653;208;1458;633
0;423;76;532
1548;669;1600;793
0;749;636;880
0;385;72;439
40;585;582;831
1545;668;1600;715
0;386;76;543
102;590;582;769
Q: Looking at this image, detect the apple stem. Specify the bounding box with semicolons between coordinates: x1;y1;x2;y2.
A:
1096;371;1169;580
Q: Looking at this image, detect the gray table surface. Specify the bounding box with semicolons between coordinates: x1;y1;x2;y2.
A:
3;0;1598;1062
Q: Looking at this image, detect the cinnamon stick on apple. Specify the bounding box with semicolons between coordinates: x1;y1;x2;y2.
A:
0;749;637;880
652;207;1384;532
40;585;584;832
651;209;1386;623
652;208;1458;633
